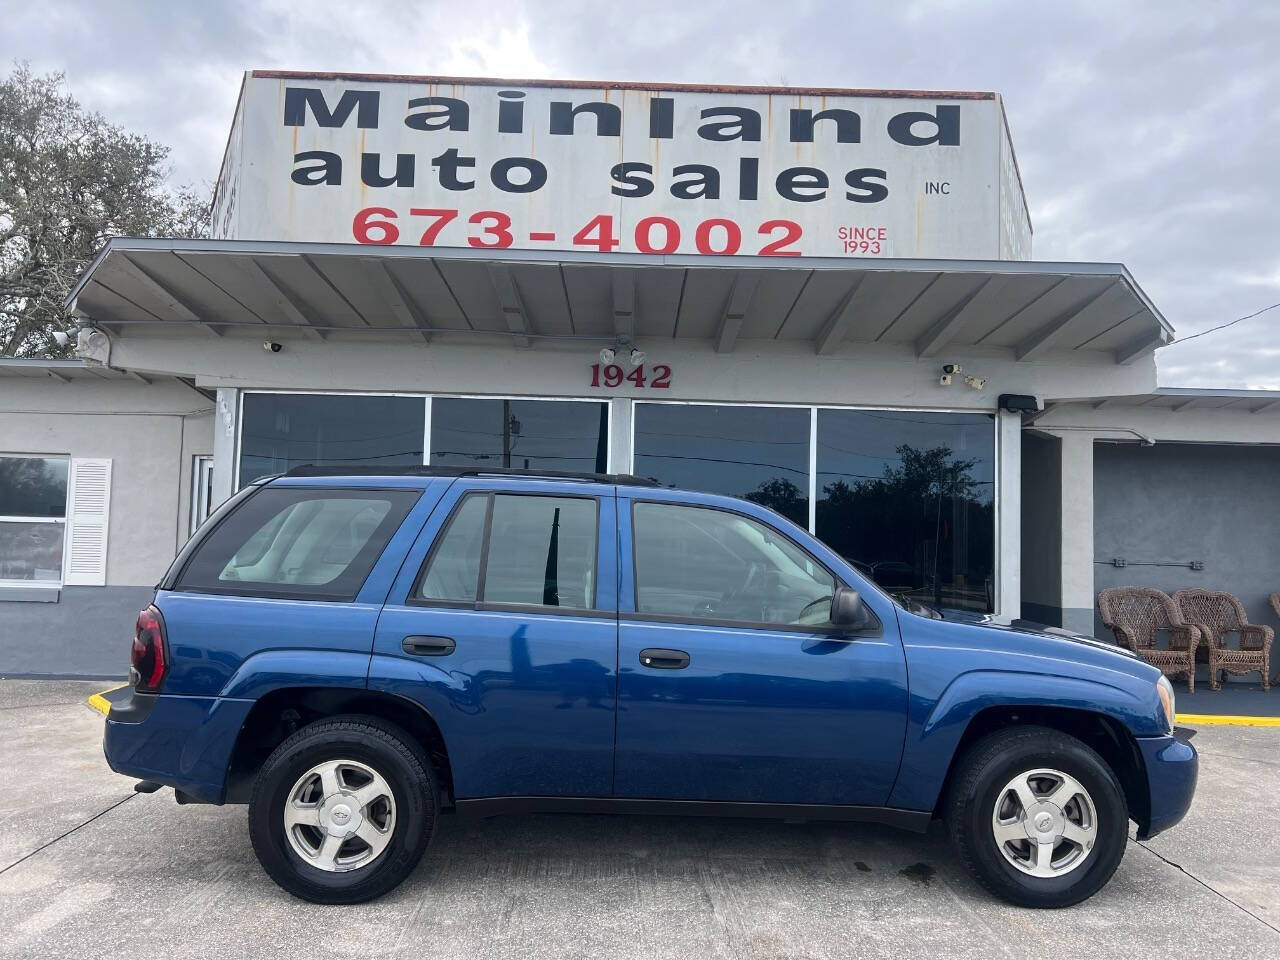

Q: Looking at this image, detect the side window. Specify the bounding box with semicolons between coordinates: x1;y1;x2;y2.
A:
485;495;597;609
632;502;836;627
176;487;419;601
419;494;487;602
417;493;599;611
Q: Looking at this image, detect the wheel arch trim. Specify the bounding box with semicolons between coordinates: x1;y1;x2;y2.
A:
888;670;1157;813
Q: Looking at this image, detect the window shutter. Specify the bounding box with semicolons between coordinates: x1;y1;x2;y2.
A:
64;458;112;586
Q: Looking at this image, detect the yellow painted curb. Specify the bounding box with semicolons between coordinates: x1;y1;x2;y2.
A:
87;683;127;717
1177;713;1280;728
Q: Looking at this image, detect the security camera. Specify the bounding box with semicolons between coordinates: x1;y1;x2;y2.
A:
51;330;71;348
941;363;962;376
263;340;283;353
965;375;987;390
599;347;616;365
629;347;647;367
939;374;953;387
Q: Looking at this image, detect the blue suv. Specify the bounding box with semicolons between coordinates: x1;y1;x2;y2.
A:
104;468;1196;906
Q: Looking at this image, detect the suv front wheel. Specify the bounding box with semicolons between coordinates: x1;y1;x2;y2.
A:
945;725;1129;907
249;715;438;904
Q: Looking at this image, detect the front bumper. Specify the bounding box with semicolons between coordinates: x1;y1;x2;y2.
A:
103;689;254;804
1135;732;1198;839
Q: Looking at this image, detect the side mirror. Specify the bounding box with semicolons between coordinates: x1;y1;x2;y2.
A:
830;586;868;629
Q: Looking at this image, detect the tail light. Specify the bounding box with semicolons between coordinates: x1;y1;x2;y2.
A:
130;605;169;692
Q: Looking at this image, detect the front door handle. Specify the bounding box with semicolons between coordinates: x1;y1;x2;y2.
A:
403;635;456;657
639;647;690;670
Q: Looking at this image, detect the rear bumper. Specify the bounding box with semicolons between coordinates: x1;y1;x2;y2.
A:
103;689;254;804
1136;732;1198;839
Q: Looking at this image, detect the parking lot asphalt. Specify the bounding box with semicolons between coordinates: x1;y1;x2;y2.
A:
2;680;1278;960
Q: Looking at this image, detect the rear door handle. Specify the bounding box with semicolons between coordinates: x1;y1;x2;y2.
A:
403;635;456;657
638;647;690;670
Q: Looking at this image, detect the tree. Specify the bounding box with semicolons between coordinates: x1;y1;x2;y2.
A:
0;64;210;357
745;476;808;527
815;444;994;607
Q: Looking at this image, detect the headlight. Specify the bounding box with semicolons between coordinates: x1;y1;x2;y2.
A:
1156;674;1176;734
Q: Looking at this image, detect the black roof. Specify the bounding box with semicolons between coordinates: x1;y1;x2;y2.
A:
281;465;659;486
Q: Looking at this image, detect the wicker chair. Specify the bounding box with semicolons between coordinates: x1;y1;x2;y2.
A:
1173;589;1272;692
1097;587;1202;691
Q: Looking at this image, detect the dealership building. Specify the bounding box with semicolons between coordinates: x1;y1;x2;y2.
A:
2;71;1277;677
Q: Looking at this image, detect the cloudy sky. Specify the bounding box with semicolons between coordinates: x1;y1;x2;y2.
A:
7;0;1277;386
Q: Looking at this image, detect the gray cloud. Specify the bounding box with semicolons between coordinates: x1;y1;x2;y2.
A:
8;0;1277;385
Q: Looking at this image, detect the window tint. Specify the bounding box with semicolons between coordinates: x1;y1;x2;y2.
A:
430;398;608;472
815;409;994;612
415;493;599;611
419;495;487;602
239;394;425;488
0;456;69;517
633;502;835;627
484;496;597;609
632;404;811;527
177;487;418;600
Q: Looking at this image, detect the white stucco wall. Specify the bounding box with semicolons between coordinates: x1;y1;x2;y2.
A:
0;377;214;586
103;332;1159;408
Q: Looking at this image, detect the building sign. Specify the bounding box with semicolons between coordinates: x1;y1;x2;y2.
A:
214;72;1031;260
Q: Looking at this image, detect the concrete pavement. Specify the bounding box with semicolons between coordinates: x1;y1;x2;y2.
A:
1;680;1277;959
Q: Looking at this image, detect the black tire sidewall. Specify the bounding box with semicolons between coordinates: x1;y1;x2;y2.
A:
953;732;1128;908
250;720;436;904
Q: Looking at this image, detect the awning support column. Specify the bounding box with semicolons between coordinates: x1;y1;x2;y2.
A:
996;410;1022;621
1058;431;1096;634
609;398;633;475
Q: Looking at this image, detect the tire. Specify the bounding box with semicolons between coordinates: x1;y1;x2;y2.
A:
249;715;438;904
944;725;1129;908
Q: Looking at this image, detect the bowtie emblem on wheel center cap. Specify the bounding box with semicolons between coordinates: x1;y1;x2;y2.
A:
1034;812;1053;832
320;794;363;835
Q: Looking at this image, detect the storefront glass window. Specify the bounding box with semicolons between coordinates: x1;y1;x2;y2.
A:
815;410;995;612
430;399;608;473
632;404;811;528
0;455;69;583
239;394;425;487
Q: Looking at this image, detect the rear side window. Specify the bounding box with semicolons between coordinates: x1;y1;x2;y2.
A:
176;487;419;601
417;493;599;611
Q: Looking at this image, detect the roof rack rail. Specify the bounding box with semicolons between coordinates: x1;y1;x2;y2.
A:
281;464;661;486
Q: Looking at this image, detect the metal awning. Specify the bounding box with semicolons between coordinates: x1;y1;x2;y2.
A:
1056;387;1280;415
0;358;150;382
66;238;1173;364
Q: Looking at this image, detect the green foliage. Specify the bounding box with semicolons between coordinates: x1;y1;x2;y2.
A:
0;63;210;357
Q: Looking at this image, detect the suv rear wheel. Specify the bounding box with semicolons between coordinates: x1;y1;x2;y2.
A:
249;715;437;903
944;725;1129;907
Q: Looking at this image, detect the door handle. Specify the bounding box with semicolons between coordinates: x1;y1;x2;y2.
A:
638;647;690;670
402;635;456;657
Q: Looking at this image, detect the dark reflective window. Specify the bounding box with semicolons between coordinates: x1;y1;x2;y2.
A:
0;456;69;517
632;404;810;527
239;394;424;487
431;399;608;473
815;410;995;612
